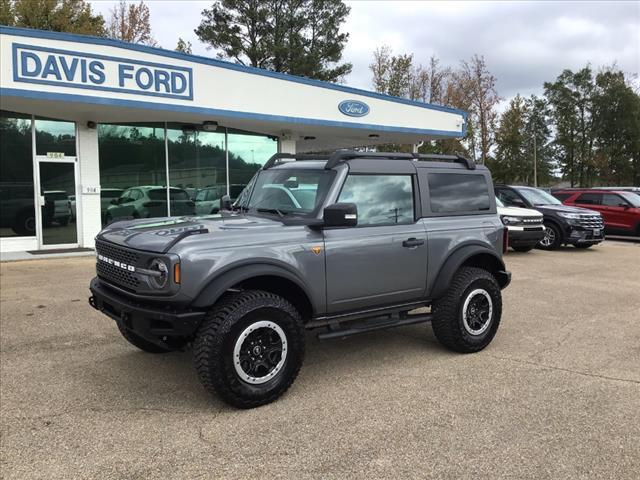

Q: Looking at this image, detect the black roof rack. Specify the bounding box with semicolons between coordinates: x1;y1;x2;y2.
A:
262;150;476;170
324;151;476;170
262;153;331;169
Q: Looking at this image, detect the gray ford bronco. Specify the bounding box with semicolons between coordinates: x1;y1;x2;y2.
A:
89;151;511;408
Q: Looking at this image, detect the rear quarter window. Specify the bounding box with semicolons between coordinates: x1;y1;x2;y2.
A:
427;173;491;214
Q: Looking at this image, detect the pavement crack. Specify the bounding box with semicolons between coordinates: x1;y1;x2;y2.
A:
488;354;640;385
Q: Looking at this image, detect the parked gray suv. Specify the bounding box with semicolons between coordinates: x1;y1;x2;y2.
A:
89;151;511;408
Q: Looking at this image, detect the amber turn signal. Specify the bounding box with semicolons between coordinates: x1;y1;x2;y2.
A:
174;263;181;284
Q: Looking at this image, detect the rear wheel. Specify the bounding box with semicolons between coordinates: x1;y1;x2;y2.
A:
431;267;502;353
194;290;305;408
512;245;534;252
538;222;562;250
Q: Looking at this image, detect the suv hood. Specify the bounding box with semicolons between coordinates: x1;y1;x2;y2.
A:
97;213;285;253
530;204;599;215
497;205;542;217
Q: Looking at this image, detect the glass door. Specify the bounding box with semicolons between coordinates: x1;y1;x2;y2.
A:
36;160;78;247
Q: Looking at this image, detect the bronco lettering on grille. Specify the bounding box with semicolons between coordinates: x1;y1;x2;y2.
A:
97;254;136;272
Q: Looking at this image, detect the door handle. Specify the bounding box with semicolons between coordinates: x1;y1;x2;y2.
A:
402;238;425;248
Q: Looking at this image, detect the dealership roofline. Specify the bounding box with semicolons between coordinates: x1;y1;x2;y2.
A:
0;25;468;121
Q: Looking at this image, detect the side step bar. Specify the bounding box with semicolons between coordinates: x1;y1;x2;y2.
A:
317;313;432;340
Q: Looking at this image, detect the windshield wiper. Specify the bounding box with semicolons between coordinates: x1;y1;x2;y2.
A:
256;207;285;218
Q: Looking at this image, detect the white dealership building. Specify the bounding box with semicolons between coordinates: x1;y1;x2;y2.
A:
0;25;466;254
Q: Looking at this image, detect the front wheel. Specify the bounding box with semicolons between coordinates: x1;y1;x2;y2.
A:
431;267;502;353
194;290;305;408
537;222;562;250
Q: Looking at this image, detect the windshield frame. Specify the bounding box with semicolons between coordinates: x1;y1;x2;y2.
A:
516;187;562;206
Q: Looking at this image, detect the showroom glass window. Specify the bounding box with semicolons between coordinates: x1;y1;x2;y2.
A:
167;125;225;217
98;124;167;225
0;111;36;237
227;131;277;197
35;118;76;156
338;175;415;225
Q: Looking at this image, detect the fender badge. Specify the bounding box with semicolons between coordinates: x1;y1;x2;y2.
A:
311;246;322;255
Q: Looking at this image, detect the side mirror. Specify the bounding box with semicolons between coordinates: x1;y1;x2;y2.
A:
219;194;232;211
323;203;357;227
621;204;630;210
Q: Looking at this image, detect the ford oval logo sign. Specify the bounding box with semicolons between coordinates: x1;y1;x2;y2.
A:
338;100;370;117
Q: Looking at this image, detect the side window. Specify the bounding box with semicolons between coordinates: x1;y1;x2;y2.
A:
575;193;601;205
195;189;207;202
602;193;625;207
338;175;414;226
429;174;491;213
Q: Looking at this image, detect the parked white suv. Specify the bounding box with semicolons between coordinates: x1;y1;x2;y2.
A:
496;197;545;252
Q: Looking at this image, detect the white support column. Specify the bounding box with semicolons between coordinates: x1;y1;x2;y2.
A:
278;139;296;154
76;124;101;249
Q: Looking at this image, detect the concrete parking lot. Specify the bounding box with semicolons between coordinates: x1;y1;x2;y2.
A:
1;241;639;479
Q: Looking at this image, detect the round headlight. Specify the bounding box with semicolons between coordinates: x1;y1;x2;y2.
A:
149;258;169;289
501;216;521;225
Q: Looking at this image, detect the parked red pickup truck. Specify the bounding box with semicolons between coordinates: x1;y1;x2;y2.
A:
552;189;640;236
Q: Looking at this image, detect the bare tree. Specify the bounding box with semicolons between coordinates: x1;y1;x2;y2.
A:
106;0;156;46
457;55;501;164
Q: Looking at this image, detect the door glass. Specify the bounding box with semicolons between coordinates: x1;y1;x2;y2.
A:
39;162;77;245
338;175;414;225
602;194;624;207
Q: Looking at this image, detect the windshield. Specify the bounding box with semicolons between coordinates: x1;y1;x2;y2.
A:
516;187;561;206
620;192;640;207
242;168;335;216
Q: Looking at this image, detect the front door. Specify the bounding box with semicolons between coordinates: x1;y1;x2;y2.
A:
324;174;428;313
36;160;78;248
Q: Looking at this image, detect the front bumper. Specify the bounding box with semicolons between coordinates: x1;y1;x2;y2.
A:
89;277;206;346
566;227;605;245
507;227;546;246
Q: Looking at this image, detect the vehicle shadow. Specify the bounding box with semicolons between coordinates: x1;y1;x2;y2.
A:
90;323;445;412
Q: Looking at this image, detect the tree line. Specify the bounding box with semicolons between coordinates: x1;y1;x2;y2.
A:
370;46;640;187
2;0;638;186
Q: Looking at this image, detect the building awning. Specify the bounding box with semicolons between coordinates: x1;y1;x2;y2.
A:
0;26;466;152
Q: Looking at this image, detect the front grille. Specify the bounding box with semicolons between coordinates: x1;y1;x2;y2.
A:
517;217;543;228
578;214;604;229
95;240;141;290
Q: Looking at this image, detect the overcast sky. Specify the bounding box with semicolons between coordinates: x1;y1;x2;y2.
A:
90;0;640;103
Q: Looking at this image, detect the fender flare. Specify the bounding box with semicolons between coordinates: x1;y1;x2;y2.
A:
190;261;314;310
429;244;508;300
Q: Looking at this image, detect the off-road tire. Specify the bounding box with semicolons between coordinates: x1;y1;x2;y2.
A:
431;266;502;353
574;243;593;249
194;290;305;409
537;222;562;250
512;245;534;252
116;322;172;353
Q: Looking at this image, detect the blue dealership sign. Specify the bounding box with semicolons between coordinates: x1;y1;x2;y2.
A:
12;43;193;100
338;100;370;117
